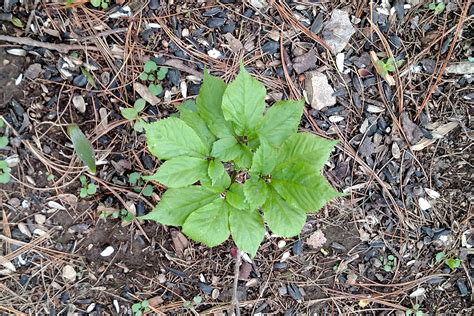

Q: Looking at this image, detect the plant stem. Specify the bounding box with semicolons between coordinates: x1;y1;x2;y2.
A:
232;248;241;316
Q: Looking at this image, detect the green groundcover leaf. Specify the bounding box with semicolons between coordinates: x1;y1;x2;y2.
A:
182;198;230;247
144;156;208;188
140;186;220;226
145;117;209;159
67;124;96;174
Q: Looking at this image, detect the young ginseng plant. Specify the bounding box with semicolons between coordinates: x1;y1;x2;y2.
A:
141;65;341;257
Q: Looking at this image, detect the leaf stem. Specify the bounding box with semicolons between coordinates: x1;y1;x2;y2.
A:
232;248;241;316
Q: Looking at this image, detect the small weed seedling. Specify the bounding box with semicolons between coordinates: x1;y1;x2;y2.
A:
0;116;9;149
429;1;445;15
435;251;446;263
79;175;97;198
140;65;341;257
381;255;395;272
183;295;202;309
0;160;11;184
139;60;168;96
99;208;134;222
121;99;148;132
376;57;404;78
128;172;154;197
406;304;423;316
90;0;109;10
445;257;461;271
131;299;150;316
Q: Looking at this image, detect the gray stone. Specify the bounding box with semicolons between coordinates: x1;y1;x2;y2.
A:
24;63;42;80
322;9;355;54
304;71;336;110
293;49;317;74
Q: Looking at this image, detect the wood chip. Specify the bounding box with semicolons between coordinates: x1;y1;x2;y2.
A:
133;82;160;106
411;121;459;151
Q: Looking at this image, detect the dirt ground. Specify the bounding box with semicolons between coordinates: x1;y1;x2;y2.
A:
1;1;473;315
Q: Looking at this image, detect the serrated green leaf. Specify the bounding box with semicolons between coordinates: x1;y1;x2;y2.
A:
148;83;163;96
182;198;229;247
229;206;265;257
250;140;277;176
140;186;220;226
233;144;253;170
196;70;233;138
67;124;96;174
243;177;268;209
211;137;241;161
145;117;209;159
271;162;340;212
179;106;216;148
134;99;146;112
121;107;138;120
257;99;304;147
0;136;8;149
226;183;247;210
0;160;11;184
144;156;208;188
144;60;158;73
276;133;337;172
263;188;306;237
156;67;168;80
80;67;97;88
133;119;146;133
139;72;148;81
221;64;266;135
208;160;231;188
181;99;197;112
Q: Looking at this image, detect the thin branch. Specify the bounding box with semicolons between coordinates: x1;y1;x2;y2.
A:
232;249;242;316
0;35;99;53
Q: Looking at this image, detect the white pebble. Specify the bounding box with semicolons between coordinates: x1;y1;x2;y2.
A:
34;214;46;225
280;251;291;262
418;197;431;211
409;287;426;298
62;265;76;282
100;246;115;257
424;188;440;199
207;48;222;59
47;201;66;210
277;240;286;248
336;53;344;72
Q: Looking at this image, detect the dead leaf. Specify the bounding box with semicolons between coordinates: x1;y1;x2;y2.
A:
171;230;188;257
359;299;370;308
306;230;327;249
223;33;243;53
133;82;160;106
239;261;252;280
411;121;459;151
148;295;164;307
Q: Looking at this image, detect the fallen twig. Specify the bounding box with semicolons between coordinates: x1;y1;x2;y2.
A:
0;35;99;53
232;249;242;316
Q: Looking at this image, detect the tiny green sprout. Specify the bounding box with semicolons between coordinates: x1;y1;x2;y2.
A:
0;116;9;149
0;160;11;184
376;57;404;77
435;252;446;263
142;184;154;197
183;295;202;309
139;61;168;96
79;175;97;198
90;0;109;10
129;172;155;196
429;1;445;15
406;303;423;316
384;255;395;272
132;299;150;316
11;17;24;28
121;98;148;132
156;67;168;81
148;83;163;96
445;258;461;271
47;173;55;182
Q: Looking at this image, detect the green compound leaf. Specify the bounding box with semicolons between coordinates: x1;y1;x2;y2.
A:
208;160;230;188
276;133;337;173
148;83;163;96
67;124;96;174
196;70;234;138
250;140;277;176
134;98;146;112
233;144;253;170
145;117;209;160
243;177;268;210
229;206;265;257
0;160;11;184
144;156;208;188
211;137;241;162
263;188;306;237
257;99;305;147
179;106;216;148
140;186;220;226
271;162;341;212
139;72;149;81
182;198;230;247
121;107;138;120
0;136;8;149
144;60;158;73
226;183;247;210
221;64;266;135
156;66;168;80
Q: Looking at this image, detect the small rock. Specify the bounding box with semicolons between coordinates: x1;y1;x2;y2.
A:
207;17;226;28
456;279;468;296
198;282;213;294
100;246;114;257
307;229;327;249
245;278;258;287
277;240;286;248
274;262;288;270
207;48;222;59
62;265;76;282
322;9;355;54
48;201;66;210
9;198;21;208
72;95;86;113
392;142;401;159
24;63;42;80
262;41;279;54
418;197;431;211
148;295;164;306
409;287;426;298
68;224;89;234
280;251;291;262
157;274;167;284
34;214;46;225
73;75;87;87
424;188;440;199
304;71;336;110
292;49;317;74
86;303;95;313
149;0;159;10
166;69;180;86
278;286;287;296
292;239;303;256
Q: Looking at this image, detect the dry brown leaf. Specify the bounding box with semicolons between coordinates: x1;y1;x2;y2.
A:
133;82;160;106
171;230;188;257
411;121;459;151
